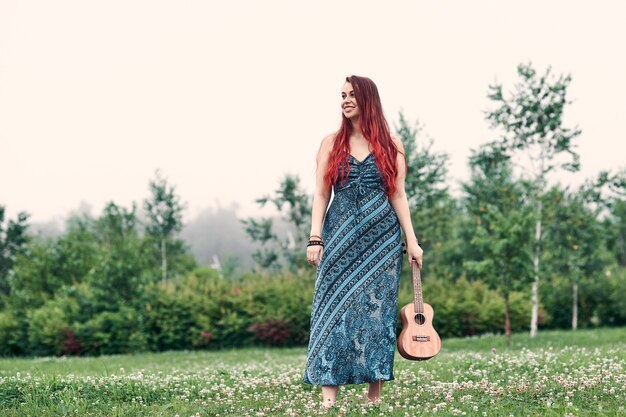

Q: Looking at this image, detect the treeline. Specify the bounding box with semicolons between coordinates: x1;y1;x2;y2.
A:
1;62;625;356
0;171;196;355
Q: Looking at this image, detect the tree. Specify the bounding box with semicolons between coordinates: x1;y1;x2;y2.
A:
8;214;98;311
0;206;30;305
542;186;607;329
394;113;450;208
89;202;150;306
143;170;185;282
462;143;533;342
242;174;311;273
394;113;460;278
606;199;626;267
485;62;581;337
580;169;626;268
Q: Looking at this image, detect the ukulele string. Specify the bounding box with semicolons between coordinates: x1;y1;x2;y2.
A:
414;259;423;339
419;264;423;339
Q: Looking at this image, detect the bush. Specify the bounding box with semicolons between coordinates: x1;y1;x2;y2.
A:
25;290;92;357
76;307;147;355
157;267;315;349
62;328;81;355
9;262;625;357
27;302;70;356
142;286;196;351
249;320;293;346
0;311;23;356
596;268;626;326
540;268;626;329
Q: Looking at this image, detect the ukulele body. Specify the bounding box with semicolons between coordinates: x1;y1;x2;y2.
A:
398;301;441;360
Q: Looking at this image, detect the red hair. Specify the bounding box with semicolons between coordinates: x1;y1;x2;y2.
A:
324;75;402;197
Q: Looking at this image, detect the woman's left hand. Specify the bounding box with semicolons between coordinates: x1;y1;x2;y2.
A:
406;240;423;269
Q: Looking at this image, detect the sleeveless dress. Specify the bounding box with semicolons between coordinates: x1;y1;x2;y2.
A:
303;153;403;386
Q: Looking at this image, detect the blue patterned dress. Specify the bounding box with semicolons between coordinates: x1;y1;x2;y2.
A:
303;153;403;386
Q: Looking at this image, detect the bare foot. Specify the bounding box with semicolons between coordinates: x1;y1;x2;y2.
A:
364;395;382;405
321;398;336;409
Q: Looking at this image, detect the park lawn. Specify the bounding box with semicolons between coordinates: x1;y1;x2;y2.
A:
0;327;624;416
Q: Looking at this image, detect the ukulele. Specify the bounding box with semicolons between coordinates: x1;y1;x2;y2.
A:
397;259;441;360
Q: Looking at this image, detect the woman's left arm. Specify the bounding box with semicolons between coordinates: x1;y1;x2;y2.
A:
388;135;423;268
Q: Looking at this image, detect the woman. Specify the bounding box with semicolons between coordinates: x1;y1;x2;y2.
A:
303;75;423;408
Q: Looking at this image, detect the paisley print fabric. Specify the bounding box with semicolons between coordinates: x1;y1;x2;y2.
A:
303;153;403;386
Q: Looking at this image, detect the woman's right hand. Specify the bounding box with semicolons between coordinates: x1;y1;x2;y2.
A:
407;240;423;269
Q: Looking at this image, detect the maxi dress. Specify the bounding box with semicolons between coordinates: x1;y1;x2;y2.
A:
303;153;404;386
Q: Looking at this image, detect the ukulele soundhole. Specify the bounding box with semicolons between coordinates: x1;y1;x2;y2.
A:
413;313;426;325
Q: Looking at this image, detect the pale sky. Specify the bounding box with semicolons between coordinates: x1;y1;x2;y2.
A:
1;0;625;225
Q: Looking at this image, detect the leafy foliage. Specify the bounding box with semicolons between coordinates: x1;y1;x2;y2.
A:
143;169;187;281
242;174;311;273
143;170;185;239
394;113;459;278
463;143;534;296
486;62;581;177
580;169;626;267
461;142;534;340
0;207;29;305
485;62;583;337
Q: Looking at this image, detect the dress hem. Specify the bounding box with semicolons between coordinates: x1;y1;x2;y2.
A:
302;375;395;386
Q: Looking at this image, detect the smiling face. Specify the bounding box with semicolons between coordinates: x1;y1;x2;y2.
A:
341;82;359;120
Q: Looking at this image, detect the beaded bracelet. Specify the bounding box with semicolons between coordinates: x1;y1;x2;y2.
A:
307;240;324;247
309;234;322;240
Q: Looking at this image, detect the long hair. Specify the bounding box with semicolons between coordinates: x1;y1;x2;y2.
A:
323;75;402;198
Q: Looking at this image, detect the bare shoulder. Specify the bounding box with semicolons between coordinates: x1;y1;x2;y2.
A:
321;132;337;148
316;132;337;163
318;132;337;154
390;134;405;152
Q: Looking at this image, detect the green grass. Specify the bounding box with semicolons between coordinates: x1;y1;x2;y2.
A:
1;327;624;416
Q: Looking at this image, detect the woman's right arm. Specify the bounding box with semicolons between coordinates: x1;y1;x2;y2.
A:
307;134;334;268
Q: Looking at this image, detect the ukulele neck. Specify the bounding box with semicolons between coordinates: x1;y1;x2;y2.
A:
412;261;424;314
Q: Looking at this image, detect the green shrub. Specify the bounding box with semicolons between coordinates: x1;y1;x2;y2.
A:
8;262;623;356
156;267;315;349
539;269;626;329
27;301;70;356
596;268;626;326
76;307;147;355
0;310;23;356
142;287;196;351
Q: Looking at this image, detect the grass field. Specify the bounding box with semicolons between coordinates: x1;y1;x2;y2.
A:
0;327;624;416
